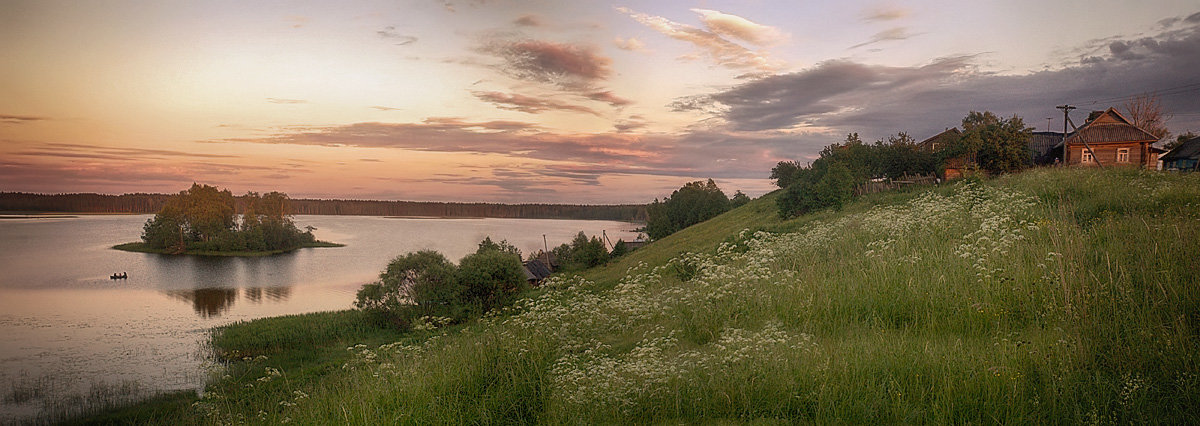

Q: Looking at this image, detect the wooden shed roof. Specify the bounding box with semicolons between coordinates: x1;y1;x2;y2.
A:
1161;136;1200;162
919;127;961;147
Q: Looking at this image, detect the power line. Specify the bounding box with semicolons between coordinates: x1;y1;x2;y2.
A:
1070;81;1200;106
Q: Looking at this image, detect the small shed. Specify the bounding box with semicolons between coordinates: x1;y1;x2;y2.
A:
1028;131;1064;165
522;259;553;285
1161;136;1200;171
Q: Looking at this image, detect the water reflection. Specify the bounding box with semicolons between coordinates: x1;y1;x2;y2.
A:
164;286;294;317
165;288;239;318
146;252;299;317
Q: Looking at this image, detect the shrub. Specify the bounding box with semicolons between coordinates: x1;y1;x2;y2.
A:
457;249;528;315
355;250;460;320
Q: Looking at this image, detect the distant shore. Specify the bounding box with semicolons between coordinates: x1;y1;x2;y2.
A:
112;241;344;257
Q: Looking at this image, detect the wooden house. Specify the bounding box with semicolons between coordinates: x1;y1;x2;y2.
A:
1028;131;1064;165
917;128;961;152
1160;136;1200;171
1058;108;1160;168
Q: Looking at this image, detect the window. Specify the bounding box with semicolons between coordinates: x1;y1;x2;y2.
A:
1081;149;1094;164
1117;148;1130;163
930;143;939;151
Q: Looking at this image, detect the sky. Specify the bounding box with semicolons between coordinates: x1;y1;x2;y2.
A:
2;0;1199;204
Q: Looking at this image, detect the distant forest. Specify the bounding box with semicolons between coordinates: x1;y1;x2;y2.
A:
0;192;648;222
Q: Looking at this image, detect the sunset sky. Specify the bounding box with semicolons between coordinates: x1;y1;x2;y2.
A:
3;0;1199;203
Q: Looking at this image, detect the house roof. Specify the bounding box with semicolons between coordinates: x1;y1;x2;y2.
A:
522;259;553;281
918;127;960;147
1161;136;1200;162
1062;108;1159;146
1029;132;1063;156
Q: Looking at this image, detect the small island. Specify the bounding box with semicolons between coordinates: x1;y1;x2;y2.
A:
114;184;341;256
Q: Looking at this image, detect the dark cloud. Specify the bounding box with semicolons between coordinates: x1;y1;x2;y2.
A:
480;39;612;90
613;115;648;133
18;143;239;160
220;117;829;182
860;6;910;22
583;90;632;107
850;27;918;49
690;16;1200;140
439;0;487;13
377;26;418;45
370;105;402;111
472;91;599;115
513;14;542;27
0;114;47;124
266;98;307;104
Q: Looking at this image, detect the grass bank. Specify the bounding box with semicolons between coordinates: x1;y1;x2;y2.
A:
112;241;343;257
88;167;1200;424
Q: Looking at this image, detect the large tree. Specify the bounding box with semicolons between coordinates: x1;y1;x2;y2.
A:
957;111;1032;174
645;179;730;240
1124;93;1171;140
140;184;315;252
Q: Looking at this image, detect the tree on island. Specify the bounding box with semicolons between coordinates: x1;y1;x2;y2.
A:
138;183;321;253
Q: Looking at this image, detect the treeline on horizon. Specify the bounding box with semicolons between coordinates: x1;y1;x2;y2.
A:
0;192;648;222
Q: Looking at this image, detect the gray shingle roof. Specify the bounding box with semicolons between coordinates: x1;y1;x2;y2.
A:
1161;137;1200;161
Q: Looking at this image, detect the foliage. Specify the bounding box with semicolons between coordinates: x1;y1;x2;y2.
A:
355;239;529;326
138;184;318;254
956;111;1033;174
552;232;610;272
1164;131;1197;152
456;249;528;315
476;237;522;258
645;179;730;240
769;161;802;188
609;240;629;258
730;190;751;208
95;168;1200;425
774;132;936;218
355;250;461;321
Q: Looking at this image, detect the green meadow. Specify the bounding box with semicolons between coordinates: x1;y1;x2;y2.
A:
83;167;1200;424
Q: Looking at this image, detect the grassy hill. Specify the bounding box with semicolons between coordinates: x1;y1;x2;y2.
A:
84;168;1199;424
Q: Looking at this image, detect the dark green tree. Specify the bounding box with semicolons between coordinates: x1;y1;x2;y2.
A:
730;190;751;208
958;111;1032;174
610;240;629;258
476;237;521;259
645;179;731;240
770;161;802;188
140;184;316;253
457;250;527;315
355;250;461;319
1164;131;1197;151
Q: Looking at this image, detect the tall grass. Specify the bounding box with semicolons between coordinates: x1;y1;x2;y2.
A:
97;168;1200;424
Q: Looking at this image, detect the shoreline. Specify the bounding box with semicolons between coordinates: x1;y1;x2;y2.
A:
111;241;344;257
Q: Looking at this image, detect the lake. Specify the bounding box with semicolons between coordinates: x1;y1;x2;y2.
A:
0;214;640;421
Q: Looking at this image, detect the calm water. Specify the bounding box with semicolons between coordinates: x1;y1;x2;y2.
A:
0;215;639;421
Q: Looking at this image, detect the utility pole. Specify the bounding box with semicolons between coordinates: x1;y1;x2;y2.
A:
543;234;551;271
1056;104;1102;167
